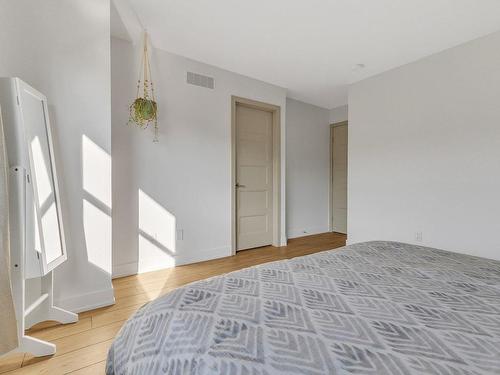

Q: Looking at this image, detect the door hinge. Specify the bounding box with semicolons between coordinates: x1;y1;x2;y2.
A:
16;96;20;105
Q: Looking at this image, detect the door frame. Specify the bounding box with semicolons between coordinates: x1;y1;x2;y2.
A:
231;96;282;254
329;121;348;233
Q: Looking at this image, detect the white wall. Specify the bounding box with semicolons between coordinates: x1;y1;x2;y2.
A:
286;98;330;238
0;0;113;311
348;31;500;260
112;37;287;277
329;105;348;124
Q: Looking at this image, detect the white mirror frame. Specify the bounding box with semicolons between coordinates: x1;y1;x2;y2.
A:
16;79;67;275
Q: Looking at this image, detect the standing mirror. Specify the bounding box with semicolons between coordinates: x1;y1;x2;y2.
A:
17;79;67;275
0;77;76;357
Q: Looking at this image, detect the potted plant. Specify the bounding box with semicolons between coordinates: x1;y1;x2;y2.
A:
128;32;159;142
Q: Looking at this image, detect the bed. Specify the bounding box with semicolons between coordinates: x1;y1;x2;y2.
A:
106;241;500;374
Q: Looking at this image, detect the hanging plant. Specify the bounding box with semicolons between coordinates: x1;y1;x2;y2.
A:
128;31;159;142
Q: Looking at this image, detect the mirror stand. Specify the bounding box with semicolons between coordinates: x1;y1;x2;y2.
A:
8;166;77;357
0;77;78;358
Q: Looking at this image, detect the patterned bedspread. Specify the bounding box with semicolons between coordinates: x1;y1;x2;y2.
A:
106;241;500;374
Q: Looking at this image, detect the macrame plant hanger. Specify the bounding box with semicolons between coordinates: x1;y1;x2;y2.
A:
129;31;158;142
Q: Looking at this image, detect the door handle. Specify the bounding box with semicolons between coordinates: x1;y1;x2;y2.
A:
235;183;246;188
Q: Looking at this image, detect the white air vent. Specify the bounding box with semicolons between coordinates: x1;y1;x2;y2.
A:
187;71;214;89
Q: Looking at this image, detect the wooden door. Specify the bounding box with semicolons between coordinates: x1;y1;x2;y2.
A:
332;123;347;234
236;104;273;250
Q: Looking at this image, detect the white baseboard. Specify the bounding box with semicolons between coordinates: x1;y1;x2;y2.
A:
112;246;232;279
55;287;115;313
176;246;231;266
287;226;330;239
112;261;138;279
345;235;360;246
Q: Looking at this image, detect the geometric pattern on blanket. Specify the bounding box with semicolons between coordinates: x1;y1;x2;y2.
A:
106;241;500;375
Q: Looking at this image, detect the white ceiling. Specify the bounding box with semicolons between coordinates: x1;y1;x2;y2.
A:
115;0;500;109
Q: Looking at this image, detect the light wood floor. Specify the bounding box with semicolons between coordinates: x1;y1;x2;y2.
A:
0;232;346;375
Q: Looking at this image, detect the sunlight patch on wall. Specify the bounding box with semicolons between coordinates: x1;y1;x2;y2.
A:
82;135;112;274
83;199;112;273
138;189;176;253
138;189;176;273
82;135;112;208
138;234;175;273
